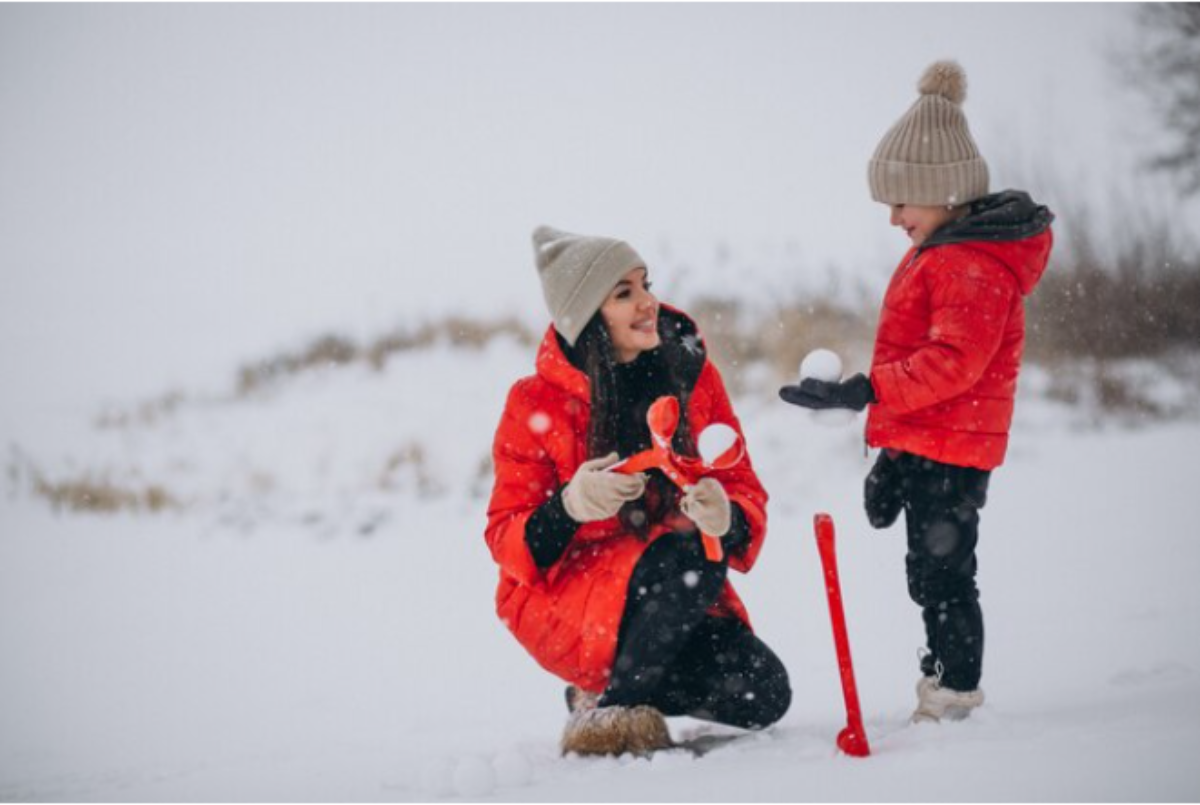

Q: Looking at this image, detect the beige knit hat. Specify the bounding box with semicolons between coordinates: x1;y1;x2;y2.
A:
532;225;646;346
868;60;989;207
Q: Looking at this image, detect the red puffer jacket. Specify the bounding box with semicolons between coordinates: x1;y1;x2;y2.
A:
867;203;1053;470
485;306;768;693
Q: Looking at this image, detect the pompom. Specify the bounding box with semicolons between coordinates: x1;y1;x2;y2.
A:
918;60;967;105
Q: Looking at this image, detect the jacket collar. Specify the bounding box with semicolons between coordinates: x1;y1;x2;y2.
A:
923;190;1054;250
920;190;1055;296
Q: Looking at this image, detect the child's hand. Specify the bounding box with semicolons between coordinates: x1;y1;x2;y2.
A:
779;373;876;412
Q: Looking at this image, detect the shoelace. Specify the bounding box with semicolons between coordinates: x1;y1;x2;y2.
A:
916;647;945;685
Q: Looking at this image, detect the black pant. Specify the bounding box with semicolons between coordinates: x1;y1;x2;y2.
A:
890;453;991;692
598;532;791;730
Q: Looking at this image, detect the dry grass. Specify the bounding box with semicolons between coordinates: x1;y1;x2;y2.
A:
377;442;444;497
33;474;180;514
237;316;537;395
95;390;187;430
686;295;877;393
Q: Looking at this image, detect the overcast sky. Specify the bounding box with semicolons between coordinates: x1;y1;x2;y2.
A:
1;3;1192;423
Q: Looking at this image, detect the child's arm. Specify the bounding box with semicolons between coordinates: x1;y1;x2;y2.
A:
871;248;1018;414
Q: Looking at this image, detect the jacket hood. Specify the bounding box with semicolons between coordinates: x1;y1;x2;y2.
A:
535;304;707;400
924;190;1055;295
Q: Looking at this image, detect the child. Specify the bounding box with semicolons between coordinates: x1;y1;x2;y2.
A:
780;61;1054;722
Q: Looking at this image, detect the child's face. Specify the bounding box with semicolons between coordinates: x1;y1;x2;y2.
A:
601;267;660;364
889;203;966;247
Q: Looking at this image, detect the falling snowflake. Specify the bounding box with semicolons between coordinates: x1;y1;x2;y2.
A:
528;412;551;434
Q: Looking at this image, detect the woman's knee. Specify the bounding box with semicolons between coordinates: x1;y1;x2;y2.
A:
632;532;727;599
745;650;792;728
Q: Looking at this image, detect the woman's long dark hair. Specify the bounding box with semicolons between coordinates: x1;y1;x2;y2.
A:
564;312;697;538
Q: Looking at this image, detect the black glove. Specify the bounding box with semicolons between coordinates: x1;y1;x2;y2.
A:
778;373;876;412
864;451;905;529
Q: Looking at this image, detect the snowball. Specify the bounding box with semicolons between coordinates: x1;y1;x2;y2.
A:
698;423;738;464
492;749;533;788
799;349;843;383
528;411;551;435
452;755;497;798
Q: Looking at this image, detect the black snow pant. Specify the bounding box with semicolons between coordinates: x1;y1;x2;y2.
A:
880;452;991;692
597;532;792;730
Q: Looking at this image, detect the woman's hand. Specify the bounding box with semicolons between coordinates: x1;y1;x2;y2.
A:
681;477;732;537
562;453;647;523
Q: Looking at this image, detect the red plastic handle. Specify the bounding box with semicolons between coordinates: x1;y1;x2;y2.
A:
814;513;871;757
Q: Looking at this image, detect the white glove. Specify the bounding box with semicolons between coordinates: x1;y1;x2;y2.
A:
562;452;647;523
680;477;732;537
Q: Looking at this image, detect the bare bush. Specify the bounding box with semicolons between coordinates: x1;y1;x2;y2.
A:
1132;4;1200;195
1026;202;1200;362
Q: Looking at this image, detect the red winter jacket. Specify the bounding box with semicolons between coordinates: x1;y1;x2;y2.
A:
485;307;769;693
867;200;1053;470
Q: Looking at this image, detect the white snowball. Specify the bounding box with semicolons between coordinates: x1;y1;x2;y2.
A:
799;349;843;383
528;411;551;435
492;748;533;788
698;423;738;463
418;757;456;797
453;755;497;798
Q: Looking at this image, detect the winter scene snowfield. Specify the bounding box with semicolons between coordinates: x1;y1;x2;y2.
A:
4;3;1200;803
2;337;1200;802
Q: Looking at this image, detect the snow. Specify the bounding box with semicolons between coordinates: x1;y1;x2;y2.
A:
795;349;859;428
2;342;1199;801
799;349;844;383
697;424;738;466
1;6;1199;797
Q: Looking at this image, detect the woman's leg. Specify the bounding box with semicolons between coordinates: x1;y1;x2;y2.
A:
601;531;790;729
600;532;727;708
651;615;791;729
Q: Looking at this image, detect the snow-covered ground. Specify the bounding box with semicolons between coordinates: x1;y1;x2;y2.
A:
2;338;1199;802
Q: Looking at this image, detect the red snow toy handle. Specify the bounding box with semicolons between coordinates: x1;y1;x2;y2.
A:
814;513;871;758
611;396;745;563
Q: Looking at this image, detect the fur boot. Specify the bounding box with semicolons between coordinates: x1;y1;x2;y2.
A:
912;676;985;723
560;704;673;756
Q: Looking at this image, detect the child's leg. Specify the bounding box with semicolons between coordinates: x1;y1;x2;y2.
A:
901;456;991;691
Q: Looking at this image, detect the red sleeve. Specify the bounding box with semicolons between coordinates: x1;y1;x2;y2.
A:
692;360;769;574
871;248;1017;414
484;381;562;587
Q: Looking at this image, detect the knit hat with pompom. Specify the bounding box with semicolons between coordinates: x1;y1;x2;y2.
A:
868;60;989;207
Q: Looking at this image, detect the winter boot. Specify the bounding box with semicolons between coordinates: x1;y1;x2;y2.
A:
622;706;674;755
560;705;673;757
911;676;985;724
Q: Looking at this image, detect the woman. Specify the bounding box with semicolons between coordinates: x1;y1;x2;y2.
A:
485;225;790;756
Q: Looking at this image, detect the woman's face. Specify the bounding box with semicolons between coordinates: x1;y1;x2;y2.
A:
600;267;660;364
888;203;967;247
